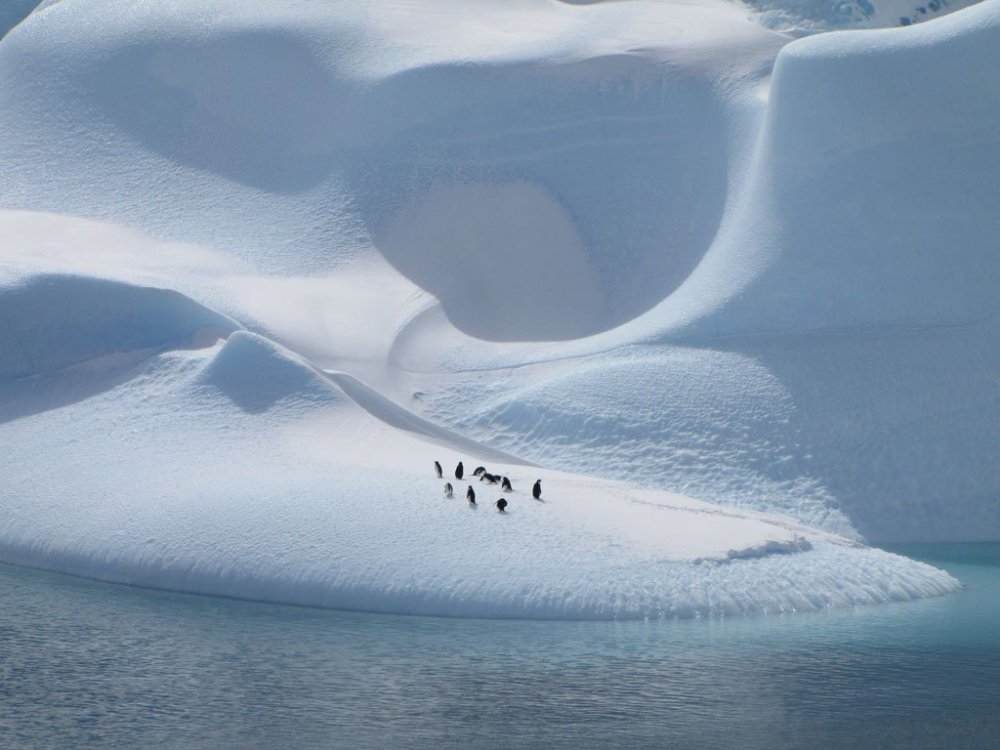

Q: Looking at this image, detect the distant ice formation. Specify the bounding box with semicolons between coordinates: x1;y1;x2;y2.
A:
1;0;995;618
746;0;981;34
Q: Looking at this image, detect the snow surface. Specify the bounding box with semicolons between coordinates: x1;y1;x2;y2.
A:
1;0;995;618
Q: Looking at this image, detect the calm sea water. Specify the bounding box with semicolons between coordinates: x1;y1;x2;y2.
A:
1;543;998;750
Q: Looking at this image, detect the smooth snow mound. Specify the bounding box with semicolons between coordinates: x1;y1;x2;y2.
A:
0;274;237;379
0;333;959;619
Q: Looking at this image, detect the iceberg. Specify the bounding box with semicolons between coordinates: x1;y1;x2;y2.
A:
1;0;995;618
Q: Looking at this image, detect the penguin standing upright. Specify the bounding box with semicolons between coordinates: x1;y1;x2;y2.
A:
466;485;476;505
455;461;464;480
495;498;508;513
434;461;443;478
501;477;512;492
444;482;454;497
532;479;542;499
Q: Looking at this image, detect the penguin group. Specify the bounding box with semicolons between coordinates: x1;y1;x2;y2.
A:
434;459;544;513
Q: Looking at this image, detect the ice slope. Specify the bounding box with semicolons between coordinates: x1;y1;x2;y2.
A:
683;1;1000;337
390;0;1000;541
0;1;41;41
0;0;995;616
0;325;958;619
0;273;236;379
0;0;784;330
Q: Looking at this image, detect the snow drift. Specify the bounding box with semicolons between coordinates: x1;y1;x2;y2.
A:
0;274;236;379
0;329;959;619
0;0;995;617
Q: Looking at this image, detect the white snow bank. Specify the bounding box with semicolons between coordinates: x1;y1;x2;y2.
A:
197;331;343;415
0;274;237;379
0;0;778;331
410;347;860;538
0;334;959;619
0;1;41;41
687;0;1000;338
392;1;1000;542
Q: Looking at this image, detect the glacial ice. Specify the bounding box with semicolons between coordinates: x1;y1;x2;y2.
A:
1;0;996;618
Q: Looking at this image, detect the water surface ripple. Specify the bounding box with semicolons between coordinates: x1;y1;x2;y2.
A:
1;543;998;749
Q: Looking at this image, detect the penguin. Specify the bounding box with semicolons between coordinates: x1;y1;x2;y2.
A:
495;498;508;513
532;479;542;499
481;473;499;484
466;485;476;504
455;461;464;480
444;482;454;498
501;477;512;492
434;461;443;478
472;466;487;477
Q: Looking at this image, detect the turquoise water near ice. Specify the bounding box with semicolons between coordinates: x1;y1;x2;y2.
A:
1;543;998;749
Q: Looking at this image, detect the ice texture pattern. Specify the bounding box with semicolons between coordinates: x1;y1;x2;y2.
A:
1;0;995;618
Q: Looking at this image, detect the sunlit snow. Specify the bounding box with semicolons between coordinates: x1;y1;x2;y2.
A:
1;0;996;618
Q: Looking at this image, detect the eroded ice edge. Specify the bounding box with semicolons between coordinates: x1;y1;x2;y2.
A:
1;0;995;618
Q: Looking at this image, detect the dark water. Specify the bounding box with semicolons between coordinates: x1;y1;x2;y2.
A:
1;544;998;749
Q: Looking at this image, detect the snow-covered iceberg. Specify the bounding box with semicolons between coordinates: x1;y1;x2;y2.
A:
1;0;996;618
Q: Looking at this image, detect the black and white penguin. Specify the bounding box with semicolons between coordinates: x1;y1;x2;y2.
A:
466;485;476;504
455;461;464;480
501;477;512;492
532;479;542;499
495;498;508;513
444;482;454;497
434;461;443;478
481;473;499;484
472;466;487;477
